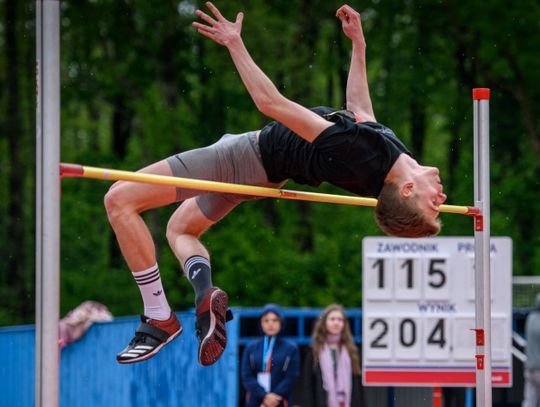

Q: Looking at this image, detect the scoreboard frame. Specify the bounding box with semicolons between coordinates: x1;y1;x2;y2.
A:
362;236;512;387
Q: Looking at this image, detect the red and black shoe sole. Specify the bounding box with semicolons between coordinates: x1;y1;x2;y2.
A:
198;289;228;366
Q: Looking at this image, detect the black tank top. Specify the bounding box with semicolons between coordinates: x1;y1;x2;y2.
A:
258;106;410;197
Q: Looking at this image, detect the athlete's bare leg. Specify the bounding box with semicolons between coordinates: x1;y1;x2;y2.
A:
104;160;177;272
166;197;233;366
166;197;216;266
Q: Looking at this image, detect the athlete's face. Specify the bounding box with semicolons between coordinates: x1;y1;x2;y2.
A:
261;312;281;336
325;310;345;336
412;166;447;219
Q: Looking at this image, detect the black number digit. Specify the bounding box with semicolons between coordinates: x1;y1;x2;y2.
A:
399;318;416;347
427;319;446;348
428;259;447;288
373;259;384;289
401;259;414;288
370;318;388;348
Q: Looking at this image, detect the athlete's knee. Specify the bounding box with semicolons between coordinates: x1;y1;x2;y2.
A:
166;223;184;250
166;201;213;243
104;183;133;221
166;214;202;243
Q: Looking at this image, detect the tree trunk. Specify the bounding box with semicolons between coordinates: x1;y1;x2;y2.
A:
111;94;133;160
4;0;28;321
287;0;324;252
409;97;426;161
108;95;134;268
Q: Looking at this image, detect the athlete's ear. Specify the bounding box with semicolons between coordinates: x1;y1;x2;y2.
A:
400;182;414;198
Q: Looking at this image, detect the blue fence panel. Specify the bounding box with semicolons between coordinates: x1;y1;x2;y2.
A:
0;325;35;407
0;307;527;407
0;311;239;407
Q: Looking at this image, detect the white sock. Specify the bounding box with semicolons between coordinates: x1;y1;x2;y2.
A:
132;264;171;320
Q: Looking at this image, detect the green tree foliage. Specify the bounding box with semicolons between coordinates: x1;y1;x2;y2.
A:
1;0;540;324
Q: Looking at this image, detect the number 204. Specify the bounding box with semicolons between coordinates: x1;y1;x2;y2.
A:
368;318;447;349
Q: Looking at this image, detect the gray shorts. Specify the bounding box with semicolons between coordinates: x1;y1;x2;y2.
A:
166;131;282;221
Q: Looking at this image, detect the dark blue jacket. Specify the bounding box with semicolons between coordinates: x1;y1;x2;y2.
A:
241;337;300;407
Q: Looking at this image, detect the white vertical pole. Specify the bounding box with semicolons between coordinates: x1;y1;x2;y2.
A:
35;1;42;402
35;1;60;406
473;88;492;407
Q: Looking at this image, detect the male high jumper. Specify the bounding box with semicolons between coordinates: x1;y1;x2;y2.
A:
106;3;446;366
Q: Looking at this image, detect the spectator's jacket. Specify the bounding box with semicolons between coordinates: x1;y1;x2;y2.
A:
295;347;365;407
241;336;300;407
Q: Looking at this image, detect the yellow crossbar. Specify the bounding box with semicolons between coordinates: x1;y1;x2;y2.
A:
60;163;474;215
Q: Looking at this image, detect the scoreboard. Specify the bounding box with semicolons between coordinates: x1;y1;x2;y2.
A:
362;237;512;387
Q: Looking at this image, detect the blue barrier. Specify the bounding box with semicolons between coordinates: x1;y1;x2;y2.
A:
0;307;529;406
0;307;360;406
0;324;35;407
0;312;239;407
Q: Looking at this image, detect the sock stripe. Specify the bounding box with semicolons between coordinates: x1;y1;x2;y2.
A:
134;268;160;284
184;256;210;272
134;267;159;278
132;265;171;320
184;256;213;304
134;274;160;284
136;275;161;286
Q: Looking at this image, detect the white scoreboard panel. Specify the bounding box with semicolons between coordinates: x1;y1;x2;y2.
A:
362;237;512;387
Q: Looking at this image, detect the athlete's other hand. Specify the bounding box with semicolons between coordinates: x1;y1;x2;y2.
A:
192;2;243;47
336;4;365;46
262;392;282;407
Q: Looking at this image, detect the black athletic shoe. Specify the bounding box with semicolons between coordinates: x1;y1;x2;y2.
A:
116;312;182;364
195;287;233;366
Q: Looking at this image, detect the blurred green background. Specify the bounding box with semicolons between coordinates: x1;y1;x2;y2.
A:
1;0;539;325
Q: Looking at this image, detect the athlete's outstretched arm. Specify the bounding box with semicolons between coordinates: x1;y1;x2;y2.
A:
337;5;376;122
192;2;332;143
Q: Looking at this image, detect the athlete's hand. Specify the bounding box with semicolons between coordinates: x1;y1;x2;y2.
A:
262;392;282;407
336;5;365;46
192;2;244;47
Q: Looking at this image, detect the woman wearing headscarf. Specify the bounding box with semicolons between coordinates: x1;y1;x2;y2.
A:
241;304;300;407
297;304;365;407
